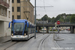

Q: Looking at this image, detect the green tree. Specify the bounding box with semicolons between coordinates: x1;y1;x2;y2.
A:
36;19;41;21
48;17;51;22
65;16;71;22
51;17;55;23
59;17;64;22
70;14;75;23
55;15;62;22
55;13;66;22
41;14;48;21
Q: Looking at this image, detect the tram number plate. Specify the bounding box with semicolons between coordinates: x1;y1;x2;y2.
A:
16;36;20;37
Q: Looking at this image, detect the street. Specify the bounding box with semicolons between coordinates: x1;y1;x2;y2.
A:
0;34;58;50
0;31;75;50
56;34;75;50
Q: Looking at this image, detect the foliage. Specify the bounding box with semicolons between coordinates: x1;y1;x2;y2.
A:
51;17;55;23
36;19;41;21
41;14;49;21
37;13;75;23
70;14;75;23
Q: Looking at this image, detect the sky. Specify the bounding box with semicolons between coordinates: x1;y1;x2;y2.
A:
30;0;75;19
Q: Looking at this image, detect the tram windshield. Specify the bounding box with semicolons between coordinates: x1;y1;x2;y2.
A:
14;23;24;32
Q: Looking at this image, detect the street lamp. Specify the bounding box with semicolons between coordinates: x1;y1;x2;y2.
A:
34;0;36;39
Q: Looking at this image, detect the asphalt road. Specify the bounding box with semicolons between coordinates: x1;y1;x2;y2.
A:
0;34;59;50
0;31;75;50
56;34;75;50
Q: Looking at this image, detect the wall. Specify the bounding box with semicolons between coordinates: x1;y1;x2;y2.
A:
7;0;12;21
12;0;34;24
4;22;11;37
0;21;4;37
0;0;12;37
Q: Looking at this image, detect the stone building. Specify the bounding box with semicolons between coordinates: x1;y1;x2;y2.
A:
12;0;34;24
0;0;12;37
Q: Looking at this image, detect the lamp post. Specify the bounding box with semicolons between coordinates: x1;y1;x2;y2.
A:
34;0;36;39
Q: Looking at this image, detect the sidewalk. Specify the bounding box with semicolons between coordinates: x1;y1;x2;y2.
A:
0;36;11;43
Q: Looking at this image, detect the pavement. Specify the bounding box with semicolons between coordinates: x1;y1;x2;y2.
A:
0;36;11;43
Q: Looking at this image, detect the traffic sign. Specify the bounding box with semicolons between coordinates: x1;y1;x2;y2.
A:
57;21;60;25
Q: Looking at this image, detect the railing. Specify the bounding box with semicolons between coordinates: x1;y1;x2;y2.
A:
36;22;75;24
0;0;9;8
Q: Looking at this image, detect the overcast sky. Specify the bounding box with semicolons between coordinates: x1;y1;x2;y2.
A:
30;0;75;19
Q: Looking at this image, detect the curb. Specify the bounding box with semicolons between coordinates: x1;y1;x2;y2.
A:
53;34;64;41
3;40;11;43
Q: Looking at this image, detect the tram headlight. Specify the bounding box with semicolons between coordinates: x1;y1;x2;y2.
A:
24;33;26;36
11;34;13;36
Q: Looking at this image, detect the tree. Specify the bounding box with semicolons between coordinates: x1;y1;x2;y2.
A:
48;17;51;22
55;13;66;22
51;17;55;23
41;14;49;21
55;15;62;22
36;19;41;21
59;17;64;22
65;16;70;22
70;14;75;23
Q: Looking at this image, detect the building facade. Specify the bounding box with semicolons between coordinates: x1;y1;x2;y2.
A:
12;0;34;24
0;0;12;37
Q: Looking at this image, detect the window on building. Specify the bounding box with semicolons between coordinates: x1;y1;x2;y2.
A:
9;11;10;18
12;15;14;20
17;15;21;19
4;9;5;16
12;7;14;12
17;0;20;3
1;8;3;15
17;7;20;12
12;0;14;3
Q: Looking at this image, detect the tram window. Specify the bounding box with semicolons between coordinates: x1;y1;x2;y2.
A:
26;25;28;31
24;25;28;31
11;27;12;31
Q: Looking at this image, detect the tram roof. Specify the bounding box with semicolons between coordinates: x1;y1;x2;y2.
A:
12;19;35;26
12;19;28;23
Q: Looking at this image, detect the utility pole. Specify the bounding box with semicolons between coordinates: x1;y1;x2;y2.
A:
34;0;36;39
43;18;44;34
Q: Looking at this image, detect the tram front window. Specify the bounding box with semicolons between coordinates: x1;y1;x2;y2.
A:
14;23;24;32
14;23;24;35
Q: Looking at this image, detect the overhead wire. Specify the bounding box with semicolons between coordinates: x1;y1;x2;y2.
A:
43;0;46;13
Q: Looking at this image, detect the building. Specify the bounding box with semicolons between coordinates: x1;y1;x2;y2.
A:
12;0;34;24
0;0;12;37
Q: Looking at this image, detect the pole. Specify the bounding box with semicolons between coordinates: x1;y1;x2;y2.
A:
58;25;59;33
43;18;44;34
57;25;59;38
20;1;21;18
34;0;36;39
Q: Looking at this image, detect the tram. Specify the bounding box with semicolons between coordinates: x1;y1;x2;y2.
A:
8;19;35;41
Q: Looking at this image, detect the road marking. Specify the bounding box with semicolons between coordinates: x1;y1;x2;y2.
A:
38;34;50;50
